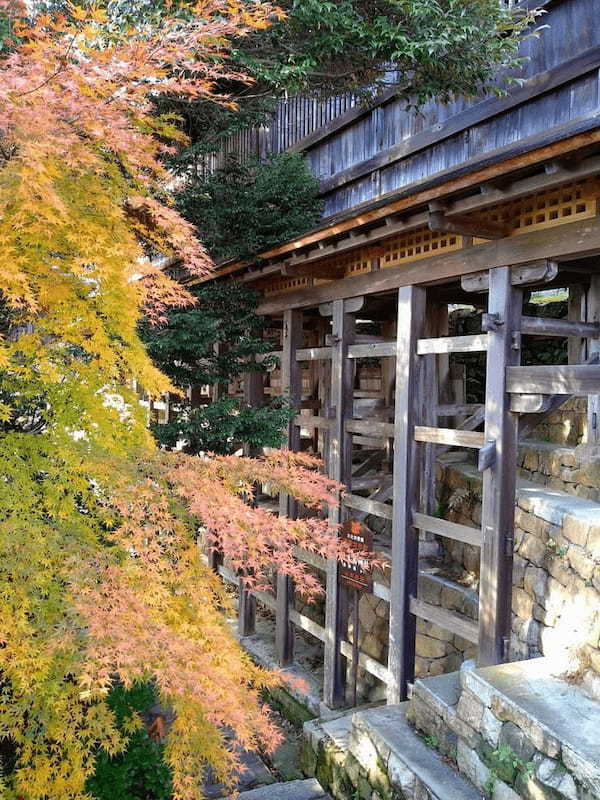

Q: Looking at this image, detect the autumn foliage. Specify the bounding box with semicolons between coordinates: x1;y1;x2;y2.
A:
0;2;348;798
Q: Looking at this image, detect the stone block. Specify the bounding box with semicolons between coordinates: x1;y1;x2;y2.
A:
512;556;527;589
490;696;560;759
562;515;591;548
417;575;442;606
457;738;491;792
492;781;521;800
440;583;465;612
387;752;416;797
518;534;548;567
566;544;595;581
498;721;536;763
512;587;534;619
481;707;503;748
456;690;484;730
562;744;600;797
524;565;548;604
416;634;450;660
416;618;455;643
536;757;578;800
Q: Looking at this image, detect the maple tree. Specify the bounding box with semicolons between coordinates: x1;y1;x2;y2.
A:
0;2;353;798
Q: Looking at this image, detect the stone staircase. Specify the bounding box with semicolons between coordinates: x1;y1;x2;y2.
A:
303;657;600;800
234;778;332;799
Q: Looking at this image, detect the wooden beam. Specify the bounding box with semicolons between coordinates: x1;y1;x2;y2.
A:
205;149;600;287
409;597;479;644
429;208;510;240
510;394;553;414
478;266;522;667
507;364;600;395
323;299;355;709
345;419;395;438
518;353;600;439
520;315;600;338
416;334;488;355
414;427;485;448
388;286;426;704
257;216;600;315
413;512;481;548
348;341;397;359
277;309;303;667
343;493;393;520
461;260;559;293
296;346;332;361
339;640;389;684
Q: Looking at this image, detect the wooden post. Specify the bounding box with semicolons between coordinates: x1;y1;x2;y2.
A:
237;366;264;637
478;266;522;666
568;285;586;365
587;274;600;444
276;310;303;666
387;286;427;704
323;299;356;708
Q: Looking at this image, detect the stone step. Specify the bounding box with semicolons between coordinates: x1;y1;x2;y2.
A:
233;778;332;799
460;657;600;799
518;440;600;502
349;702;483;800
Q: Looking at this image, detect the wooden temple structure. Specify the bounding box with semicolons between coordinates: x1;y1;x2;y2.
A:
188;0;600;710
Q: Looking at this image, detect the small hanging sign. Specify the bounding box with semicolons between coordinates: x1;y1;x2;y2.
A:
340;520;373;593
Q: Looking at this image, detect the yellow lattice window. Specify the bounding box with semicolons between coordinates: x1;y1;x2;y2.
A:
325;247;374;277
263;276;312;296
382;227;463;268
474;180;598;241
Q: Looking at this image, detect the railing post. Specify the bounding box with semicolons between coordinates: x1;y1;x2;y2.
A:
277;309;303;666
387;286;427;704
323;299;356;708
478;266;522;666
587;274;600;444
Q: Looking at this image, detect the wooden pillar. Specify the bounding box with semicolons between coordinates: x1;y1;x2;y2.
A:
276;309;303;666
387;286;427;704
237;366;264;636
478;266;522;666
323;299;356;708
568;284;586;365
587;274;600;444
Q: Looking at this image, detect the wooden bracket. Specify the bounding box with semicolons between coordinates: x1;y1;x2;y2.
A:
478;440;497;471
510;393;552;414
461;260;559;293
319;296;364;316
428;202;510;240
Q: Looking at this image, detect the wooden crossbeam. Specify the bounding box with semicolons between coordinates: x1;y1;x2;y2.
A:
345;419;395;438
294;414;333;429
348;341;397;358
409;597;479;644
521;316;600;338
295;346;332;361
507;364;600;395
417;334;488;355
429;207;510;240
414;426;485;448
340;640;389;684
412;512;482;548
461;260;558;293
343;492;393;520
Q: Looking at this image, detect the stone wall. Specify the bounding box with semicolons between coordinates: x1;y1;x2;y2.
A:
409;659;600;800
438;458;600;693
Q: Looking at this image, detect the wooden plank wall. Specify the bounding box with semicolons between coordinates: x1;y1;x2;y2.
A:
203;0;600;221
